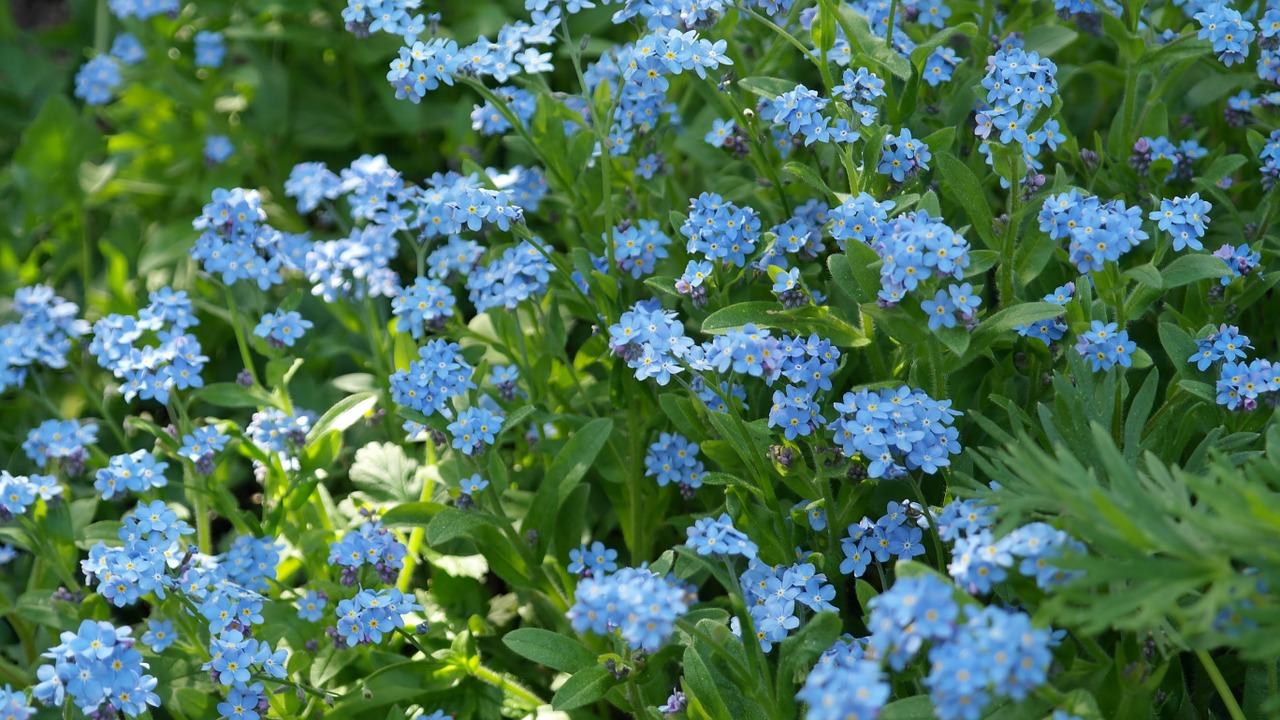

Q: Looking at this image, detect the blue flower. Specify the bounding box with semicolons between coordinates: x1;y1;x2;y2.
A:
204;135;234;165
194;31;227;68
567;566;690;651
141;619;176;653
448;405;504;455
110;33;145;65
686;513;758;559
705;117;736;147
74;55;122;105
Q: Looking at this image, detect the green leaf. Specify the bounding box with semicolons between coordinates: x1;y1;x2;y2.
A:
909;22;977;68
702;302;867;347
777;611;842;685
1024;25;1079;57
738;76;796;100
1201;154;1247;185
783;161;837;201
552;665;614;711
306;392;378;443
193;383;274;409
855;579;879;609
1124;263;1162;289
1124;369;1159;462
879;695;936;720
380;501;445;527
502;628;597;674
832;4;911;80
958;302;1065;367
1160;254;1230;288
682;644;735;720
526;418;614;542
350;442;421;504
936;326;971;357
700;472;762;497
1158;322;1198;369
936;152;995;249
426;507;503;545
1139;36;1212;68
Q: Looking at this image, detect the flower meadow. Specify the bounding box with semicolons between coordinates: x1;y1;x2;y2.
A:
3;0;1280;718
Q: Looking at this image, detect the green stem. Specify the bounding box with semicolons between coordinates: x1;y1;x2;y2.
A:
187;462;212;555
397;441;437;592
68;362;129;449
472;662;548;708
223;285;260;387
1195;649;1246;720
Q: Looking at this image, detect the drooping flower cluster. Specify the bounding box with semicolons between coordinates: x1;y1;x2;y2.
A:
329;520;409;585
33;620;160;717
764;84;836;146
0;285;90;393
1038;190;1149;273
839;501;929;577
1074;321;1137;372
1189;324;1251;371
830;385;963;478
920;282;982;331
1130;135;1207;183
740;558;838;651
193;30;226;68
567;566;692;652
644;432;706;491
88;288;208;405
245;408;314;466
333;588;424;646
944;510;1085;594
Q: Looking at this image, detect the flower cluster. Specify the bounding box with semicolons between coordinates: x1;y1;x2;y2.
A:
975;46;1062;185
681;192;762;268
253;309;313;348
567;566;692;652
81;501;194;607
796;639;888;720
22;419;97;474
685;513;759;559
1013;283;1073;346
878;129;932;182
839;501;929;577
830;385;963;478
74;55;123;105
467;240;553;312
873;210;972;305
741;558;838;651
644;432;706;491
334;588;423;646
607;300;690;386
33;620;160;717
1039;190;1149;273
0;285;90;392
177;426;230;475
568;541;619;577
611;219;673;279
1213;243;1263;285
1149;194;1212;252
88;288;209;405
0;472;61;520
329;520;408;585
94;449;169;500
1195;3;1256;67
447;405;504;455
1074;321;1137;372
390;339;477;419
